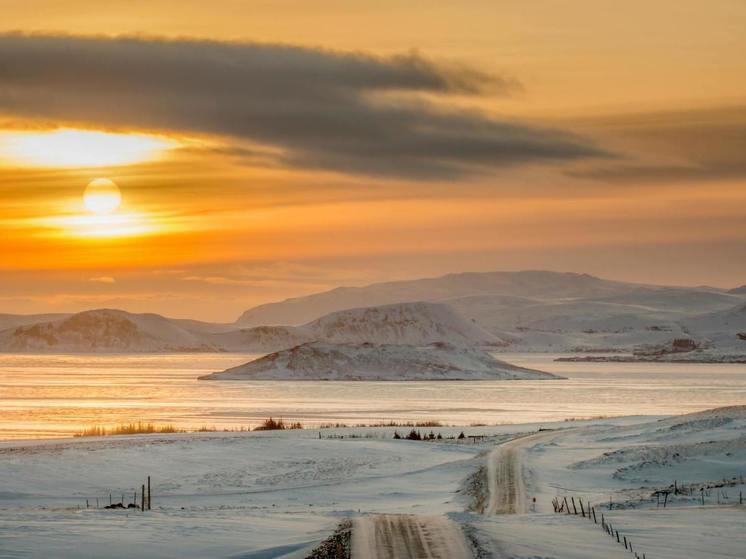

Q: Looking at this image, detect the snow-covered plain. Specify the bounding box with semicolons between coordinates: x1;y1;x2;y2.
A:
1;408;744;558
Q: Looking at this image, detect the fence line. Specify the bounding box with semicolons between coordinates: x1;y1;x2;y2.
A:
552;496;648;559
84;475;152;511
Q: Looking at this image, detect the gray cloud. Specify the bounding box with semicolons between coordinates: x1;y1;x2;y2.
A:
0;33;604;179
569;105;746;183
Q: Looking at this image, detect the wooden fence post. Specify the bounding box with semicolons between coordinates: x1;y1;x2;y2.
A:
147;476;151;510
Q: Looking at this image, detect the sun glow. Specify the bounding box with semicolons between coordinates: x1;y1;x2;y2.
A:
0;129;176;167
56;212;156;238
30;178;163;239
84;178;122;214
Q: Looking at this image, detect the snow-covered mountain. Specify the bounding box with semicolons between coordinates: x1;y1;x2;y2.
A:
199;341;559;381
2;270;745;357
0;301;501;353
235;270;746;356
235;270;642;326
0;309;218;353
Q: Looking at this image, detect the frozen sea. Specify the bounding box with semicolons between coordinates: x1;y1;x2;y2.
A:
1;352;745;439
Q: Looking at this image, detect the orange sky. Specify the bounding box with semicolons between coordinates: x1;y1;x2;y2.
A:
1;1;745;320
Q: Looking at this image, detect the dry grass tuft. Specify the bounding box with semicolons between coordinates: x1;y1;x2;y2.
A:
74;422;182;437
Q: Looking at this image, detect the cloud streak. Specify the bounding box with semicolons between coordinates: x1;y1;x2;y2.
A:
0;33;604;179
569;105;746;183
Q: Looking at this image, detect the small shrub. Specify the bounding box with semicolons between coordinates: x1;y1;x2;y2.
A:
405;429;421;441
254;418;304;431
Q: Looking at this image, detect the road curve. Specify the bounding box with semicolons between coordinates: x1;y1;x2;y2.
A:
351;514;472;559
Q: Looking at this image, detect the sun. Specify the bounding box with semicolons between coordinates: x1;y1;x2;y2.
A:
84;178;122;215
38;177;157;238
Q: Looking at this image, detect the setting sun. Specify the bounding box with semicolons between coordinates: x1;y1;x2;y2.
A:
0;128;175;167
83;178;121;214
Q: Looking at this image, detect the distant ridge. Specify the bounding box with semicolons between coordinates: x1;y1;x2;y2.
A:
236;270;641;326
2;270;745;357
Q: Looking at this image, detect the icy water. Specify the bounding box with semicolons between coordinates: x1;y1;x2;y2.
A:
1;353;745;439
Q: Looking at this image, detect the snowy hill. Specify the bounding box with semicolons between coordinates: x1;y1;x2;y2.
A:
209;302;505;352
0;309;218;353
199;341;559;381
301;302;505;346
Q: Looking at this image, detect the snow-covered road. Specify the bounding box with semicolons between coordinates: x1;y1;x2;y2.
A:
351;514;472;559
485;430;565;515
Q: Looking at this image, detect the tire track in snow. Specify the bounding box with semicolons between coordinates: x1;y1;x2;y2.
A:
484;430;565;515
351;514;472;559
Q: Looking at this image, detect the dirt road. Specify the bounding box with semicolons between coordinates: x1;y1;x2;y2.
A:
485;430;562;515
351;514;472;559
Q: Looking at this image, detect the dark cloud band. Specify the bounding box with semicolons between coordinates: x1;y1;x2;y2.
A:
0;33;604;178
